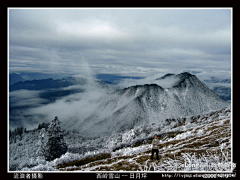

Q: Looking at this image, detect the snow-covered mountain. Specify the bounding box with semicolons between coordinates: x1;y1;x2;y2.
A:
74;72;229;137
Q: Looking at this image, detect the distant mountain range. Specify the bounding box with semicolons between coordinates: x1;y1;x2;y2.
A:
9;72;65;85
9;77;86;91
204;77;231;84
96;74;144;84
203;77;231;102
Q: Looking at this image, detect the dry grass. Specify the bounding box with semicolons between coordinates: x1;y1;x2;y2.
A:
57;153;111;169
58;117;231;171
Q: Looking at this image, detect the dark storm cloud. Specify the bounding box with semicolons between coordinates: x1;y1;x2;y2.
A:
8;8;231;76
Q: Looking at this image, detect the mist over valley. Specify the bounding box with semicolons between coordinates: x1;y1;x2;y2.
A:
9;71;230;133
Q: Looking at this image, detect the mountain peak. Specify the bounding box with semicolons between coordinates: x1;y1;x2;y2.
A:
172;72;198;88
154;72;194;89
178;72;195;78
156;73;175;80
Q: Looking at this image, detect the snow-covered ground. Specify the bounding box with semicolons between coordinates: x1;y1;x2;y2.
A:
9;106;231;172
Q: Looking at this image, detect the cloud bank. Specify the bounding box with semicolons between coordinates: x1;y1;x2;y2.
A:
9;8;231;77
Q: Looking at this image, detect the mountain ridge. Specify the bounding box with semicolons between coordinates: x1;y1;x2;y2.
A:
72;72;229;137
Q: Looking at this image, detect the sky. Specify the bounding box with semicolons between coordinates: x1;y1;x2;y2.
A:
9;8;232;79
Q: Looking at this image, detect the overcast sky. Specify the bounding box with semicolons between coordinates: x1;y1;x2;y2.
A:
8;8;232;79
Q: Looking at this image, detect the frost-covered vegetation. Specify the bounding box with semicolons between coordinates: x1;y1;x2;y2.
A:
9;106;231;171
42;116;67;161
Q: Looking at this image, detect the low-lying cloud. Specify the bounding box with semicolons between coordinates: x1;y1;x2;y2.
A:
9;62;112;130
9;68;231;131
9;90;47;107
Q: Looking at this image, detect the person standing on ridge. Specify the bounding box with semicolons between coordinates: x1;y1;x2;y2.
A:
151;134;160;162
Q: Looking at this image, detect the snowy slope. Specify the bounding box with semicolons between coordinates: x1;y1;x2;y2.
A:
61;106;232;171
74;72;229;137
21;106;231;171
